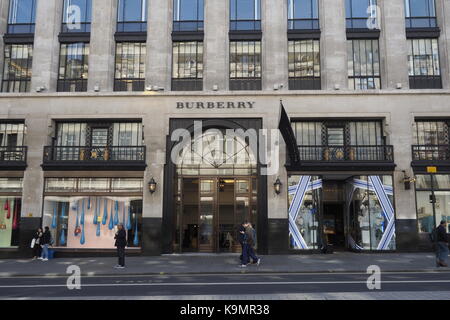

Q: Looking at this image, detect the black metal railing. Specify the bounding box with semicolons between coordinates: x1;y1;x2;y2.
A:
114;79;145;92
406;17;437;29
297;145;394;162
7;23;35;34
409;76;442;89
412;145;450;161
0;146;27;163
230;20;261;31
43;146;146;163
173;20;204;32
57;79;88;92
1;79;31;93
116;21;147;33
172;78;203;91
288;18;320;30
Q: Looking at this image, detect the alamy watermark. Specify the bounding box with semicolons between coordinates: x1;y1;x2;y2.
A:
66;265;81;290
366;265;381;290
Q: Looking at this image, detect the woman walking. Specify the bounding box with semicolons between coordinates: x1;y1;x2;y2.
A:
32;228;43;260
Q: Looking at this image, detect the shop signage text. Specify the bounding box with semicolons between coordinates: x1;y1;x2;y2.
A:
176;101;255;110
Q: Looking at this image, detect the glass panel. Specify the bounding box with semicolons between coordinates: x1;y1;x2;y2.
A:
8;0;36;24
118;0;147;22
63;0;92;24
199;195;214;251
42;196;142;248
111;179;143;192
0;197;22;248
218;179;235;252
327;128;344;145
0;178;23;192
78;178;109;192
45;178;77;192
417;191;434;233
434;191;450;229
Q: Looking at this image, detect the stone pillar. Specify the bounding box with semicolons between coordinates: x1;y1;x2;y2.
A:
88;0;117;92
19;116;50;253
388;109;418;251
380;0;409;89
320;0;348;90
141;112;166;255
146;0;171;91
262;0;288;91
30;0;63;92
437;0;450;89
204;0;229;91
265;103;289;254
0;0;8;86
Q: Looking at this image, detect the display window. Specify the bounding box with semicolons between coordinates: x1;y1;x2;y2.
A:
0;178;23;248
42;178;143;249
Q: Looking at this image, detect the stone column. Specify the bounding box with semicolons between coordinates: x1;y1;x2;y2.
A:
437;0;450;89
19;115;50;253
262;0;288;91
146;0;172;91
88;0;117;92
0;0;8;86
320;0;348;90
141;112;166;255
388;108;418;250
30;0;63;92
380;0;409;89
204;0;229;91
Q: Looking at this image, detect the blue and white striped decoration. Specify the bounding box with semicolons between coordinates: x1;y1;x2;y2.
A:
288;176;322;250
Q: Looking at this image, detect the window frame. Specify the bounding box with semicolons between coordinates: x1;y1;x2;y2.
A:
114;42;146;92
117;0;148;33
57;42;90;92
230;0;261;31
7;0;37;34
347;39;381;90
1;43;33;93
61;0;92;33
288;39;321;90
287;0;320;30
173;0;204;32
345;0;378;30
405;0;437;29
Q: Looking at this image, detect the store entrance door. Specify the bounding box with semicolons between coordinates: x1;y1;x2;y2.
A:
179;177;256;253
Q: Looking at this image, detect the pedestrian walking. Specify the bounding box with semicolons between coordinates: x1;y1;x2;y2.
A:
40;226;52;261
238;221;249;267
31;228;43;260
435;220;449;267
246;223;261;266
114;223;127;269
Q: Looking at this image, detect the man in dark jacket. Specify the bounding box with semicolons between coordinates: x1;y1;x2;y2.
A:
114;223;127;269
246;223;261;266
436;220;449;267
239;222;249;267
40;227;52;261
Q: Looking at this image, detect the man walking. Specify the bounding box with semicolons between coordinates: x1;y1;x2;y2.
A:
114;223;127;269
435;220;449;267
246;223;261;266
40;227;52;262
239;221;249;267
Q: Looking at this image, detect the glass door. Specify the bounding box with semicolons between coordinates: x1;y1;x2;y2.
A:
217;178;235;252
198;179;215;252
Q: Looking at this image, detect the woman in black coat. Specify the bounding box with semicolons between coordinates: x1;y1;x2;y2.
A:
32;228;43;259
114;223;127;268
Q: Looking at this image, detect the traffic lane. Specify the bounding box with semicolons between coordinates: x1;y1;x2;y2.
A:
1;272;450;298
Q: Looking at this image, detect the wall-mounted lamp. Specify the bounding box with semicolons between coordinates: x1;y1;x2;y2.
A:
148;178;157;194
402;170;416;190
274;178;282;195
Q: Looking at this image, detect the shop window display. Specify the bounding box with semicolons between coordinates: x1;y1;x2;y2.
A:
0;178;23;248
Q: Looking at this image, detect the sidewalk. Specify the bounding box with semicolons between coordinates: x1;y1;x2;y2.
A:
0;252;448;277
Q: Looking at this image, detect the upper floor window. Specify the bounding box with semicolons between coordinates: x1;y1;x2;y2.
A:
117;0;147;32
62;0;92;33
413;121;448;146
288;39;321;90
408;38;442;89
114;42;146;91
230;0;261;31
405;0;437;28
1;44;33;93
172;41;203;91
58;42;89;92
288;0;319;30
173;0;204;32
229;40;262;90
0;122;25;147
347;39;381;90
345;0;378;29
7;0;36;34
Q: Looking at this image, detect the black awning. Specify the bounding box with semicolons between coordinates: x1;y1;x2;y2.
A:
278;102;300;165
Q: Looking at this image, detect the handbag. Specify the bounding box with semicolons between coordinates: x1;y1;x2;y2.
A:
31;238;36;248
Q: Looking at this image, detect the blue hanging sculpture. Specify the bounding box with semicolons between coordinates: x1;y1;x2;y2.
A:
74;203;80;236
87;197;91;210
133;216;139;246
96;217;101;237
60;228;66;246
51;203;57;229
80;224;85;245
126;205;132;230
80;199;85;225
108;201;114;230
122;203;126;224
93;197;98;225
102;199;108;225
114;201;119;225
60;204;66;245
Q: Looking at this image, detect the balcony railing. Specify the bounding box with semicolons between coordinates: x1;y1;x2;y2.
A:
412;145;450;161
0;146;27;163
43;146;146;163
297;145;394;162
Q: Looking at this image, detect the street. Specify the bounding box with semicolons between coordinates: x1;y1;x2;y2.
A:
1;271;450;300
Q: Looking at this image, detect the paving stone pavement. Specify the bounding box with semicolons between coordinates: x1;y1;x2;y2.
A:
0;252;448;277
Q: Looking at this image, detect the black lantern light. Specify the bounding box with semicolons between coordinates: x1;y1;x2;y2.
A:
148;178;157;194
402;170;415;190
274;178;282;195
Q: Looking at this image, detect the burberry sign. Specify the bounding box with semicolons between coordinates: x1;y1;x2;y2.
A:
176;101;255;109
